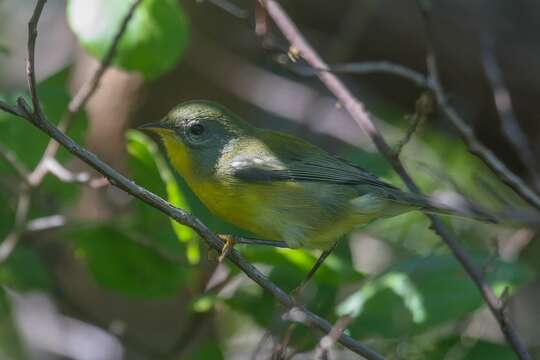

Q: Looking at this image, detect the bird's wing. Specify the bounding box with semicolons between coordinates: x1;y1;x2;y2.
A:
230;130;398;190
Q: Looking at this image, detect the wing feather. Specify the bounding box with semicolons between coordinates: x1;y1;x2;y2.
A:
230;130;398;191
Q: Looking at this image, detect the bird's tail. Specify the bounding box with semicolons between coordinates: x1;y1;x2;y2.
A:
386;189;498;224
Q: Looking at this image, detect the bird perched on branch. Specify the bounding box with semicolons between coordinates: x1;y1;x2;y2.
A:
140;100;493;261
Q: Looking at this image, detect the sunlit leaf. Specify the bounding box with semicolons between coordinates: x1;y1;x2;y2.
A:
67;0;189;79
337;254;533;337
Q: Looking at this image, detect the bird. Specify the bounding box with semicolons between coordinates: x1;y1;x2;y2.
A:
139;100;491;262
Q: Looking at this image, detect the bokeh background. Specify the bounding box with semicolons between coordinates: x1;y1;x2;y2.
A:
1;0;540;359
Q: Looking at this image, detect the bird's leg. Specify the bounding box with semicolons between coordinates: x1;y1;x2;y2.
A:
218;234;236;262
293;241;338;296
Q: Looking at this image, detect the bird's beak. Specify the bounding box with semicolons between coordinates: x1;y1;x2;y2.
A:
137;122;173;134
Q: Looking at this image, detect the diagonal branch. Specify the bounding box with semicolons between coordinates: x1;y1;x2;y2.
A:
258;1;531;359
277;57;540;211
415;8;531;358
30;0;143;186
480;35;540;185
9;97;385;360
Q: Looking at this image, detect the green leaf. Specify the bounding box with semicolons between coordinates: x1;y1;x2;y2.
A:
67;0;189;79
191;339;224;360
126;130;200;263
424;336;517;360
0;246;52;291
337;255;533;337
0;43;9;56
73;226;192;297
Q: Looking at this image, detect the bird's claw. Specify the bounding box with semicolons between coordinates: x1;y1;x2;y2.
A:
218;234;236;262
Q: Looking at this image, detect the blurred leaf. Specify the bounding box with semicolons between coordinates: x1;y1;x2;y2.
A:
0;43;9;56
0;246;52;291
191;339;224;360
0;191;15;239
67;0;189;79
127;130;200;263
73;226;192;297
337;255;533;337
190;294;216;313
0;289;24;359
424;336;516;360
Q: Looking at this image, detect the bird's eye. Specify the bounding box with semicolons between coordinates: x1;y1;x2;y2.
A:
189;123;205;136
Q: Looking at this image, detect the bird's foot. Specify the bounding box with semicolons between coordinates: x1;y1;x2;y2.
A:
218;234;236;262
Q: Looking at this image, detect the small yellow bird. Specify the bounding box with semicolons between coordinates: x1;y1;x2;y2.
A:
140;100;489;257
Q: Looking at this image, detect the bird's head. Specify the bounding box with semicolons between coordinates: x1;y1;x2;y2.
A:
139;100;252;178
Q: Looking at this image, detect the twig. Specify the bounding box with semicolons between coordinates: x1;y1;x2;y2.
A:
26;0;47;118
281;58;540;210
480;35;540;185
393;92;434;156
0;142;30;182
0;99;25;117
315;316;353;360
283;60;430;88
259;1;530;359
44;157;109;188
272;323;296;359
29;0;143;186
26;215;66;232
417;15;540;212
417;3;531;359
0;191;31;263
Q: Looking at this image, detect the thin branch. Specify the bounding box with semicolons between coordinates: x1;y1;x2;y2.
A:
281;57;540;210
26;0;47;118
259;1;530;359
0;142;30;182
44;158;109;188
7;96;385;360
283;60;430;88
419;3;531;359
393;92;434;156
417;18;540;213
480;35;540;185
0;99;25;117
315;316;353;360
0;191;31;263
30;0;143;186
26;215;66;232
66;0;143;116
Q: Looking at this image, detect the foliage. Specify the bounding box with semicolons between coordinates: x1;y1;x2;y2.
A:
0;1;537;359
